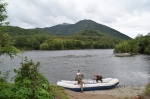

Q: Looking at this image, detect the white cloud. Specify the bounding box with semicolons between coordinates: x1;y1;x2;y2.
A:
110;11;150;38
5;0;150;38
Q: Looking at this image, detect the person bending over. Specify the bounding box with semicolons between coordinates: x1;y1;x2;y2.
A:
94;74;103;83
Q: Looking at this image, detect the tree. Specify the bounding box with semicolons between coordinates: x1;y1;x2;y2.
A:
114;41;131;53
0;33;19;58
0;0;19;82
0;0;19;58
0;0;9;26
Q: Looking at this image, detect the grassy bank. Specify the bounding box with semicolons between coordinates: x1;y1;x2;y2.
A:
0;81;68;99
144;82;150;96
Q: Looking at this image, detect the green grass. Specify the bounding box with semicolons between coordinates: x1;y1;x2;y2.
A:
145;82;150;96
50;85;69;99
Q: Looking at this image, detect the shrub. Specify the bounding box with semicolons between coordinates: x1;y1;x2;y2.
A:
0;57;68;99
0;82;14;99
13;57;56;99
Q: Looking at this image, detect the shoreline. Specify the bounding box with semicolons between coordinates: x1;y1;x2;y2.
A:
85;85;146;98
65;85;146;99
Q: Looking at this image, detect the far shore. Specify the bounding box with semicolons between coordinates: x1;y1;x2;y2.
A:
114;52;141;57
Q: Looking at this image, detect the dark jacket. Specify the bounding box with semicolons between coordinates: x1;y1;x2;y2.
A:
94;75;103;82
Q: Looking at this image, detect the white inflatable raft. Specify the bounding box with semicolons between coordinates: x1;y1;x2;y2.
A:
57;78;119;92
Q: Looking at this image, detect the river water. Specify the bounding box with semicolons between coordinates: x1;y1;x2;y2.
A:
0;49;150;86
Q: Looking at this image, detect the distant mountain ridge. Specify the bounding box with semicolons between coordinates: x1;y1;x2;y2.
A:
0;26;50;36
1;19;131;40
39;19;131;40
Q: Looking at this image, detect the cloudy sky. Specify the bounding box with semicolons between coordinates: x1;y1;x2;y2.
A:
4;0;150;38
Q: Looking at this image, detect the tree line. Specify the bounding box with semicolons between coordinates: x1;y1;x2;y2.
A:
0;26;122;50
13;35;121;50
114;35;150;55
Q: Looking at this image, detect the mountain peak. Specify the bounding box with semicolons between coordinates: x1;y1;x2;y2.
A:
78;19;96;23
60;23;71;25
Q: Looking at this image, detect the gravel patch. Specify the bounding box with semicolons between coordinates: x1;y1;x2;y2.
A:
85;85;146;98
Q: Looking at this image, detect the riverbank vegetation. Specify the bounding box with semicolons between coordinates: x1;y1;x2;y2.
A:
114;34;150;55
0;57;68;99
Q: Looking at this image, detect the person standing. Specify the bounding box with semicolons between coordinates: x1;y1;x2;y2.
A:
75;70;84;93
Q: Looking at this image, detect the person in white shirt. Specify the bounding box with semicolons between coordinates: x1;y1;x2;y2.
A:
75;70;84;93
76;70;81;75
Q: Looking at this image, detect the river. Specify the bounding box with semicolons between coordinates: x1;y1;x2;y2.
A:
0;49;150;86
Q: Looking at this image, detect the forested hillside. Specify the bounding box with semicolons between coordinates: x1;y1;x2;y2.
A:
40;19;131;40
